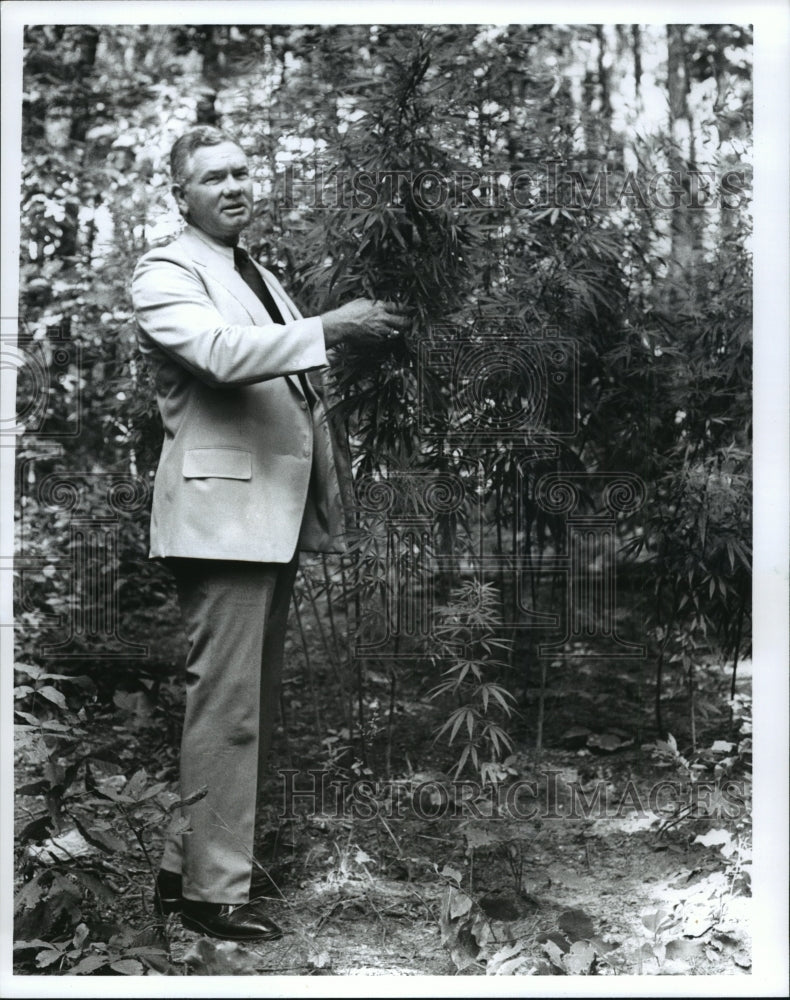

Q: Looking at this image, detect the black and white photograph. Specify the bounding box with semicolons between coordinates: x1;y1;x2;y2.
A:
1;1;787;995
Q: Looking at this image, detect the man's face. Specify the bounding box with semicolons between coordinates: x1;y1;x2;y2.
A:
173;141;254;244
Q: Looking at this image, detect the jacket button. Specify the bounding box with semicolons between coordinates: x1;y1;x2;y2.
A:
300;401;308;410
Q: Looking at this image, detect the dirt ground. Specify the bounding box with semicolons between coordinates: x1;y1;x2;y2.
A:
14;654;752;979
158;762;751;977
158;662;752;977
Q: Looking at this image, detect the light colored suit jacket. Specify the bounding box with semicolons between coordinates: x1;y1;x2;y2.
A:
131;225;347;562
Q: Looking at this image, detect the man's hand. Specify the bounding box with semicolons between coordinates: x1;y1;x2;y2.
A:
320;298;411;349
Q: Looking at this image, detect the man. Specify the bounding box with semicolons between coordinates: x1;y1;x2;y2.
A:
131;126;407;941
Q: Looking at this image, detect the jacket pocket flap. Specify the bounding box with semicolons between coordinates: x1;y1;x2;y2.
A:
182;449;252;480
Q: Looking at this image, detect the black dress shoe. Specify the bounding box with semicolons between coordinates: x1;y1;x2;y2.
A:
181;897;284;942
154;869;183;915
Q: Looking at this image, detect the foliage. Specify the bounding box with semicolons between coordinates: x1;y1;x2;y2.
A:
13;23;754;974
14;661;186;975
428;582;515;779
16;21;752;713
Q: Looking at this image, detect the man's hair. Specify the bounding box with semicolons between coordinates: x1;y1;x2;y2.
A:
170;126;242;188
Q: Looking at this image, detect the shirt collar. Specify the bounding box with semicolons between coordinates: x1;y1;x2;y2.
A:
184;224;238;263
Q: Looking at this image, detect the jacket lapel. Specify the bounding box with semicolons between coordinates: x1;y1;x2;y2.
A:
177;228;267;323
177;227;307;398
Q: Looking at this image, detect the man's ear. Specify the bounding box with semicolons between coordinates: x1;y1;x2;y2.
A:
172;183;188;216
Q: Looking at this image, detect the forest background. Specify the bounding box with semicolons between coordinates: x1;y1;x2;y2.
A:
2;12;786;986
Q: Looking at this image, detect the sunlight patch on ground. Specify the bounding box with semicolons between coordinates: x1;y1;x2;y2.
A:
586;813;658;837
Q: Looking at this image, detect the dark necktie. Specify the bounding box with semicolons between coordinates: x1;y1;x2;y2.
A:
233;246;285;324
233;246;314;404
